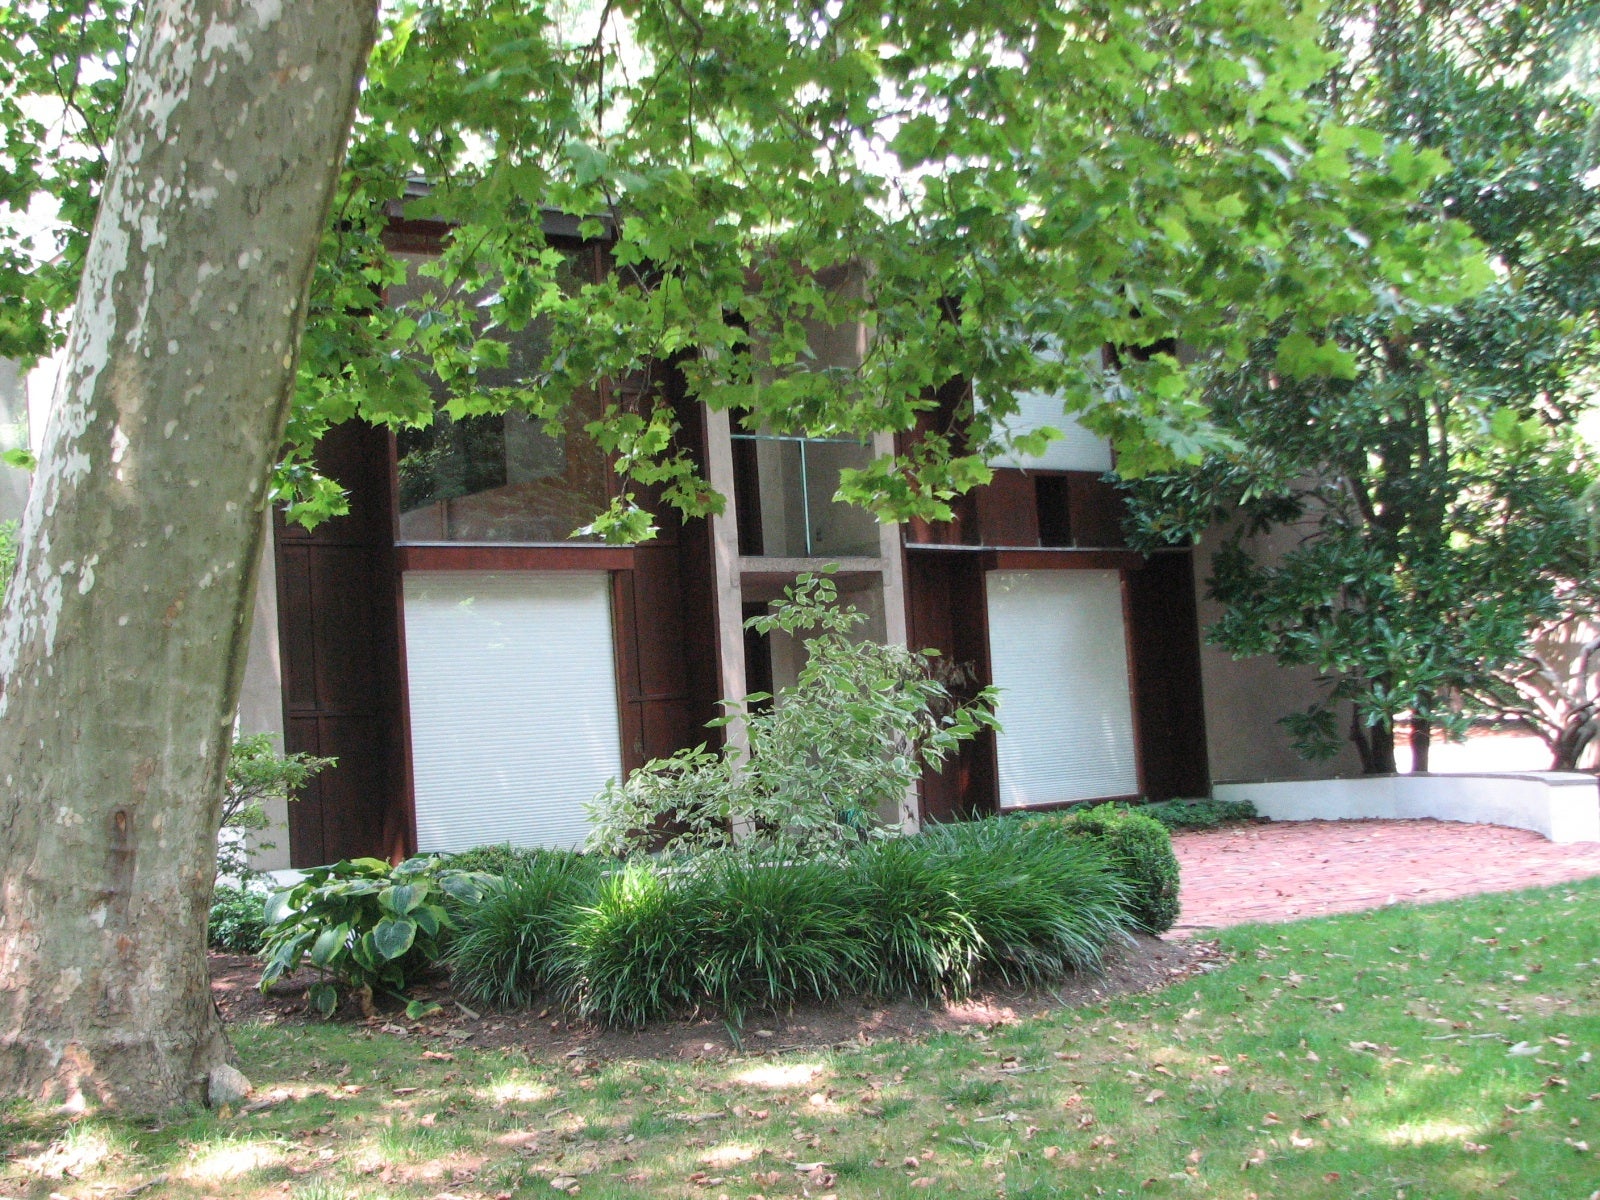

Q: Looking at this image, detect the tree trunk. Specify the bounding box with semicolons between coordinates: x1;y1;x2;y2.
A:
1349;708;1397;775
1409;715;1431;774
0;0;376;1112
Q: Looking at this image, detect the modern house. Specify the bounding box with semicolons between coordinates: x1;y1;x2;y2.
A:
217;216;1359;869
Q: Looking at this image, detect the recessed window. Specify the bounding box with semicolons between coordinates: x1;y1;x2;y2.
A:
730;431;878;558
390;251;611;544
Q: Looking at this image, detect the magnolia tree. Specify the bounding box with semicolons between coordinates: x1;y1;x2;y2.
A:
1125;0;1600;773
0;0;1486;1110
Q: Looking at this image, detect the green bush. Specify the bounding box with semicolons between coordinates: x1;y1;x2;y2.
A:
587;571;997;860
208;884;269;954
260;856;495;1017
921;819;1133;983
448;852;604;1010
218;734;332;885
1137;797;1257;832
848;837;982;999
1039;805;1182;934
442;843;580;877
557;864;705;1028
685;855;870;1025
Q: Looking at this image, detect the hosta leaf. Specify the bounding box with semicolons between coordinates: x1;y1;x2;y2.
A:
373;916;417;961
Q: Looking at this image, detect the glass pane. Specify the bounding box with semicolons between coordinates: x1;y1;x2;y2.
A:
732;436;877;558
390;252;612;543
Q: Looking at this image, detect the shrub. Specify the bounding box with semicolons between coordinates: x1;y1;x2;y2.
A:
1137;797;1257;832
260;856;495;1017
1041;805;1182;934
218;734;333;884
587;571;997;860
444;843;586;877
685;854;870;1024
208;884;269;954
922;818;1133;983
849;837;981;999
557;864;704;1028
0;519;16;604
448;851;605;1010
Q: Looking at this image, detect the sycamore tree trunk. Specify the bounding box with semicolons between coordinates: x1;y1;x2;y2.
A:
0;0;376;1111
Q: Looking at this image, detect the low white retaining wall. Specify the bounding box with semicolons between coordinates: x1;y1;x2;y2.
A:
1214;772;1600;844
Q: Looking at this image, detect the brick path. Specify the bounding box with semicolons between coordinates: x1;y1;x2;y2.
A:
1172;818;1600;934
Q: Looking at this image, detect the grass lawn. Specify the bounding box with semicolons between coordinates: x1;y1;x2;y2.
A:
5;878;1600;1200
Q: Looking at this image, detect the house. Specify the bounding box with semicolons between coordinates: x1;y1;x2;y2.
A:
225;216;1365;869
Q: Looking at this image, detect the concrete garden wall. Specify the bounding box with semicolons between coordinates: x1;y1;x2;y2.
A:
1214;772;1600;844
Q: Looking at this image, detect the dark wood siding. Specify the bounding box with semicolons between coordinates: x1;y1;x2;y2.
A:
275;421;407;866
1126;549;1210;800
904;550;997;822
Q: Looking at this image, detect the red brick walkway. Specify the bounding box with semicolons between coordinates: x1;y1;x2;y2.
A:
1172;819;1600;934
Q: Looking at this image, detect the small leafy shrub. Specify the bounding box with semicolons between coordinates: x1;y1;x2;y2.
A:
588;571;997;859
684;854;870;1024
448;851;605;1010
1040;805;1182;934
0;519;16;604
921;818;1132;983
260;856;494;1017
208;884;269;953
557;864;704;1028
1137;797;1257;832
218;734;333;884
849;838;981;999
444;843;587;877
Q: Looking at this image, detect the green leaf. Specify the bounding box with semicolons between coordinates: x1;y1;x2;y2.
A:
404;999;442;1020
1;448;36;470
379;883;424;915
263;891;295;927
309;980;338;1017
309;924;348;968
372;916;417;961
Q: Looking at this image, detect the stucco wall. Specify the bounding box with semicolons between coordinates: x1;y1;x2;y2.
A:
1192;514;1366;784
238;516;291;871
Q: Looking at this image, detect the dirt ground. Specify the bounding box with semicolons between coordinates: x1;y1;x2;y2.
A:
211;933;1223;1063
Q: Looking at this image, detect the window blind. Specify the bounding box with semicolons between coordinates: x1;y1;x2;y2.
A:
402;571;622;852
986;570;1139;807
985;387;1114;473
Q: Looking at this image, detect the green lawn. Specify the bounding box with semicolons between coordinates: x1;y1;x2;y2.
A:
5;878;1600;1200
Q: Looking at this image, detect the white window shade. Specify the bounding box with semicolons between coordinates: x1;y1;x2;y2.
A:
986;570;1139;807
403;571;622;852
984;387;1113;473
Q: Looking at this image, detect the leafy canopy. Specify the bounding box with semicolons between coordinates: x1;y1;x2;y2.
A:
1;0;1489;537
1125;0;1600;767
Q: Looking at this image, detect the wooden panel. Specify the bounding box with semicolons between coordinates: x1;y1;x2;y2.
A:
1067;473;1128;548
973;469;1040;547
1126;549;1210;800
988;548;1145;572
633;544;688;698
275;420;405;868
904;550;996;822
899;376;978;546
278;546;317;711
398;544;634;572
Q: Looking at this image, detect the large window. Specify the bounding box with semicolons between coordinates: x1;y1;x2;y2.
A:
986;569;1139;806
403;571;622;852
731;430;879;558
390;251;612;543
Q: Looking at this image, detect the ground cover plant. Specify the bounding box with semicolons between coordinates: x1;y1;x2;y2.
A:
8;878;1597;1199
1035;804;1184;934
1137;797;1259;832
448;820;1134;1026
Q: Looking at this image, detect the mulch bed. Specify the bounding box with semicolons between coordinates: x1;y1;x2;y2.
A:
211;933;1224;1063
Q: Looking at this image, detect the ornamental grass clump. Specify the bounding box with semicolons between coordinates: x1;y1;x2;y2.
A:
683;854;870;1025
446;851;604;1010
848;837;982;999
921;818;1133;985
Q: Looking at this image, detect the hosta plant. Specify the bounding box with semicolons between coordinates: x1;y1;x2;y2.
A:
260;856;495;1017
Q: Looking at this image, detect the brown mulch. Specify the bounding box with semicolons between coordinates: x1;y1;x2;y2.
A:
211;933;1222;1063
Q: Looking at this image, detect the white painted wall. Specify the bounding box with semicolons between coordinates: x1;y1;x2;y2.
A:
1216;773;1600;844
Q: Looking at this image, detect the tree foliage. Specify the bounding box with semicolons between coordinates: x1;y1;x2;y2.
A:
1126;0;1600;771
3;0;1490;539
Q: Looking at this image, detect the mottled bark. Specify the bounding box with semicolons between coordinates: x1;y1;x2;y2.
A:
0;0;376;1111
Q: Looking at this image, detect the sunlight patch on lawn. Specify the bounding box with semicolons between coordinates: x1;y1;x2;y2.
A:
478;1074;558;1107
1376;1117;1480;1146
179;1136;286;1182
730;1062;825;1089
698;1141;763;1167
